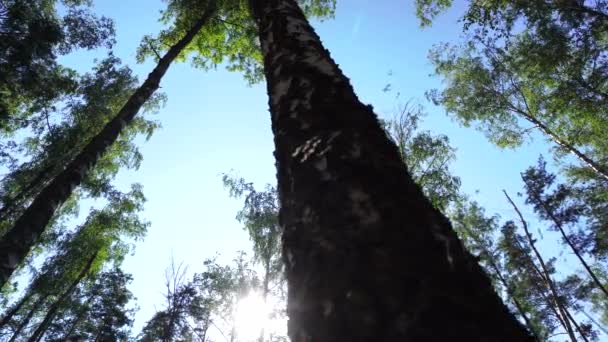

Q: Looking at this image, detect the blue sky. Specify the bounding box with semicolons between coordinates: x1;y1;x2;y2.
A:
59;0;571;334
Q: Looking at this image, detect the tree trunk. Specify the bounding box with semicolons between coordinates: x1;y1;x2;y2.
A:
0;290;34;329
504;191;578;342
27;251;98;342
521;176;608;299
60;290;98;341
7;295;48;342
0;164;54;222
512;107;608;181
0;1;217;287
457;224;538;338
248;0;535;340
486;256;538;338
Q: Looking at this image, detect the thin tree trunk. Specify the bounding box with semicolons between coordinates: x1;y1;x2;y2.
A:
513;107;608;181
486;256;538;338
0;164;54;221
0;1;217;287
456;224;538;338
7;295;48;342
521;175;608;298
258;259;271;342
27;251;98;342
0;290;34;329
60;290;97;341
504;190;578;342
580;308;608;335
564;308;591;342
248;0;534;340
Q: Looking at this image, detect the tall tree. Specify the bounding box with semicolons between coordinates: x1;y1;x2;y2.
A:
419;0;608;181
222;175;285;342
522;159;608;298
0;0;217;286
45;267;137;342
382;103;461;212
0;184;147;340
0;0;115;134
247;0;533;340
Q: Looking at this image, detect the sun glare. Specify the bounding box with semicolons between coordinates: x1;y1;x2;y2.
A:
234;292;287;340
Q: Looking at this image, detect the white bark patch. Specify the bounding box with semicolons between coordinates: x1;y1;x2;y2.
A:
350;143;362;158
286;250;295;269
349;189;380;226
313;156;327;172
302;205;314;224
322;300;334;318
292;136;322;162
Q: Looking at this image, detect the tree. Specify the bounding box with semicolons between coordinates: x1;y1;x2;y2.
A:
138;261;200;342
246;0;533;340
382;103;461;212
0;0;115;134
522;158;608;299
138;254;261;342
222;174;285;342
0;55;159;232
0;184;147;340
41;267;137;342
420;0;608;182
0;0;217;287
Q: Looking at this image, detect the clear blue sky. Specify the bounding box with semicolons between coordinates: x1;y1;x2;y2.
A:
60;0;571;334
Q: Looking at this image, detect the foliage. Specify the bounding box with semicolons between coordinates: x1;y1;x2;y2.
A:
44;267;137;342
222;173;283;290
138;254;263;342
137;0;336;84
0;184;147;340
424;0;608;183
0;0;115;134
381;103;461;211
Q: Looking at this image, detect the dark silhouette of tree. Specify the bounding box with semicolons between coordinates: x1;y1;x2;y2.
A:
246;0;534;340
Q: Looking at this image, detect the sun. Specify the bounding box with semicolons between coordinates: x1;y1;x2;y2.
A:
233;292;287;340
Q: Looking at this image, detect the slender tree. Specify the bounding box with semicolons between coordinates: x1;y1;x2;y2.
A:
522;160;608;298
0;0;217;286
420;0;608;181
26;250;99;342
246;0;533;340
0;0;115;134
503;191;579;342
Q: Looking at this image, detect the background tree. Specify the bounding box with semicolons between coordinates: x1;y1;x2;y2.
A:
0;0;217;286
0;184;148;341
246;0;534;339
0;0;115;134
43;267;137;342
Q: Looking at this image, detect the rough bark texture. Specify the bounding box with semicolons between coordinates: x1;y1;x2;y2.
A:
0;2;216;287
249;0;536;340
